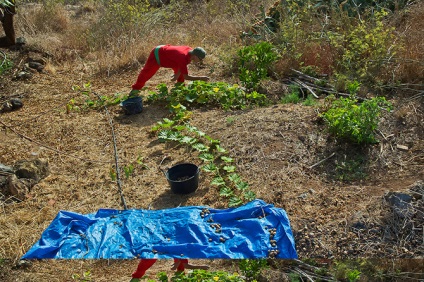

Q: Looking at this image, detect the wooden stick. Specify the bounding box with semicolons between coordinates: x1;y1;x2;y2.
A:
309;152;336;169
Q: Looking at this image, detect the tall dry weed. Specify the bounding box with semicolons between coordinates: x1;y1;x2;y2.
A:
391;1;424;84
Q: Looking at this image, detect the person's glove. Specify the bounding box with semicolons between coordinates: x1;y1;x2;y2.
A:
128;89;140;98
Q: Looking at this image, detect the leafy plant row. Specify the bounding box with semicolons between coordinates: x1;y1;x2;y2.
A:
146;81;269;111
151;107;256;208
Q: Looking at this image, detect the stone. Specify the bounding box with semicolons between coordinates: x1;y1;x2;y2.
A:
28;61;44;72
10;98;23;110
14;158;49;182
0;163;14;173
7;174;29;200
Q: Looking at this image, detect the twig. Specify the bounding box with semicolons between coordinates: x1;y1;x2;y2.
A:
93;92;127;210
293;78;319;98
308;152;336;169
290;68;323;83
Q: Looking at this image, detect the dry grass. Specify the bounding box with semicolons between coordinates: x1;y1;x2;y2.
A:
393;1;424;84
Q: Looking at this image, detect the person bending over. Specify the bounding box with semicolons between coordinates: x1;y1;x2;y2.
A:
128;45;210;97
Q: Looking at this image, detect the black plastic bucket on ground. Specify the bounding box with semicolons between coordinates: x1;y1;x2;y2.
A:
121;97;143;115
166;163;200;194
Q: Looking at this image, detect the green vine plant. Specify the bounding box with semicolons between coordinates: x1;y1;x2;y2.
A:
147;81;269;111
70;82;127;112
153;113;256;207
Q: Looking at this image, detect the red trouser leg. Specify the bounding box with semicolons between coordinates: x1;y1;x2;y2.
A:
132;50;160;90
174;259;189;271
132;259;157;278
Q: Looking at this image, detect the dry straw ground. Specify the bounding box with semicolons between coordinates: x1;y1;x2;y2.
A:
1;1;423;281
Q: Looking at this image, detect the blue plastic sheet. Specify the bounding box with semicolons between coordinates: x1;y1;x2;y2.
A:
22;199;297;259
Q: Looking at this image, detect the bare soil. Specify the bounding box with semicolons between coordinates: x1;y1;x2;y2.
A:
0;44;423;281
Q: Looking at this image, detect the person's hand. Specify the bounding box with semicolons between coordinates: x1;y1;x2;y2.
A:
128;89;140;98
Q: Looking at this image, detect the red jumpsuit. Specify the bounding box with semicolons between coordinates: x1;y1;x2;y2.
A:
131;258;189;279
132;45;192;90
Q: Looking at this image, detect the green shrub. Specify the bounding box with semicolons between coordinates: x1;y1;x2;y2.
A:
239;259;268;281
322;95;392;144
327;10;400;83
237;41;279;90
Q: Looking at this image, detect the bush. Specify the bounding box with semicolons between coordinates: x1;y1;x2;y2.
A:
322;95;392;144
237;41;279;90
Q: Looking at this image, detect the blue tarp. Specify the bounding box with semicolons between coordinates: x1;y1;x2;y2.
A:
22;199;297;259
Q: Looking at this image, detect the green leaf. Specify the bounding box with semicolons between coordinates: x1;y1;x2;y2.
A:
158;130;172;141
202;163;217;172
180;136;197;144
229;196;243;207
173;125;186;131
199;153;214;162
215;145;227;153
220;187;234;197
192;143;209;152
236;181;249;191
244;191;256;201
221;156;234;163
223;165;236;173
211;176;225;186
228;173;241;184
168;131;182;141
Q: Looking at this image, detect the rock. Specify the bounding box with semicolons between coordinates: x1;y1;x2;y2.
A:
1;101;13;112
0;164;14;173
14;71;32;80
396;144;409;151
0;98;23;112
14;158;49;182
10;98;23;110
0;176;7;192
16;37;26;45
28;61;44;72
7;174;30;200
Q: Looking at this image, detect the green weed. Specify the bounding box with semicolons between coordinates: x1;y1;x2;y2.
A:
302;95;317;106
239;259;269;281
70;83;127;111
72;270;92;282
0;57;13;75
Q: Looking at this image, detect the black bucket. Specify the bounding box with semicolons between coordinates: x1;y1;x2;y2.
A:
166;163;200;194
121;97;143;115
